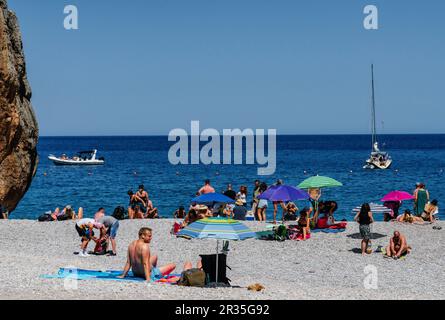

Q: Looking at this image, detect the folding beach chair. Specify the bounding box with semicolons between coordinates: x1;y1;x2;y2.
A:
199;253;231;286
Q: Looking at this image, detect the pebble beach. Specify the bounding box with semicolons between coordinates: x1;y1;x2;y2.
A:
0;219;443;300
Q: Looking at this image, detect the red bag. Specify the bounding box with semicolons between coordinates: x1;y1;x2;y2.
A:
171;222;182;235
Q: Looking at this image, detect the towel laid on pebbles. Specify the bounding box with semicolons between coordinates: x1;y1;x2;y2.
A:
41;268;180;283
311;228;346;233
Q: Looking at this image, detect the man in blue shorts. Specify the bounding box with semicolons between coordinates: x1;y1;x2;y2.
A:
96;210;120;256
118;227;176;282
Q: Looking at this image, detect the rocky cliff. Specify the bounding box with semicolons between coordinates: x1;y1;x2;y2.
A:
0;0;38;214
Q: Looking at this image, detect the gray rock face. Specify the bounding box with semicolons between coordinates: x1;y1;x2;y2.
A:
0;0;38;214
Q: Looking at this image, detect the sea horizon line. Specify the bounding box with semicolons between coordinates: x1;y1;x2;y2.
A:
39;133;445;138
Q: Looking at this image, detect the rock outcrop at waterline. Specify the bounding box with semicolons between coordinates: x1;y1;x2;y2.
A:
0;0;38;214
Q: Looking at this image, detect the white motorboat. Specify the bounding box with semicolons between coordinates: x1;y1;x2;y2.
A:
48;149;105;166
363;65;392;170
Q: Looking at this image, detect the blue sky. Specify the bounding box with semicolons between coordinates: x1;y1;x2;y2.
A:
8;0;445;136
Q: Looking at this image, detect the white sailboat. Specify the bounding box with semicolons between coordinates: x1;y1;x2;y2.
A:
363;64;392;170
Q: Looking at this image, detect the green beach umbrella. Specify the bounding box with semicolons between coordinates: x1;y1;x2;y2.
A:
298;175;343;189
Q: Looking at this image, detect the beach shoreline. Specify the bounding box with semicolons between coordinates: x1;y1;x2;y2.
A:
0;219;443;300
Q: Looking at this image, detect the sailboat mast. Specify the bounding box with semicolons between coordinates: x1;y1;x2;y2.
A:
371;64;377;150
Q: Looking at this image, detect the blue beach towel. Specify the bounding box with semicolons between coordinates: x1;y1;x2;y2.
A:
41;268;180;283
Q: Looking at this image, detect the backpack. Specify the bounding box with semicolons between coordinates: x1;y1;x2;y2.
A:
273;225;288;241
93;238;108;255
112;206;126;220
177;268;206;287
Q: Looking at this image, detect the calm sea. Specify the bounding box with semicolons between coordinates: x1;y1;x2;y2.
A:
12;135;445;221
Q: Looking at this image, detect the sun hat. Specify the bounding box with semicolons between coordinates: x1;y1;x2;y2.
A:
235;199;244;206
197;204;208;211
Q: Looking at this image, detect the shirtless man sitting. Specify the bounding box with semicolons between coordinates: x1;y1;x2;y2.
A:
118;228;176;282
386;231;411;259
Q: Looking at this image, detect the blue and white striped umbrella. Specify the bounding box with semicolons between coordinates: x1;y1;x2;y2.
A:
177;217;256;241
352;203;392;214
177;217;256;285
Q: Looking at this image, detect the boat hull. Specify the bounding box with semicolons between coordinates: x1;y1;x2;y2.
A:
48;156;104;166
363;159;392;170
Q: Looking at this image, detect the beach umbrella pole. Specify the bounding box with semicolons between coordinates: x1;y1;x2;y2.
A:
215;240;219;285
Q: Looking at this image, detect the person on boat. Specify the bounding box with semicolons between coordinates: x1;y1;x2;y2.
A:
198;179;215;195
256;182;268;222
396;209;424;224
236;185;248;207
414;183;429;216
75;218;106;257
95;209;120;256
223;184;237;200
354;203;374;256
283;202;298;221
145;198;159;219
296;207;311;241
173;206;186;219
118;227;176;282
385;231;411;259
421;199;438;222
233;199;248;220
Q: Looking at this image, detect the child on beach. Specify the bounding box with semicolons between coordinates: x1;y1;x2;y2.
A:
296;207;311;240
75;218;106;257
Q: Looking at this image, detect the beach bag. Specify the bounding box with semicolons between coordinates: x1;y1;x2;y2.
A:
177;268;206;287
38;213;54;222
112;206;126;220
273;225;288;241
93;239;108;255
171;222;182;235
57;213;71;221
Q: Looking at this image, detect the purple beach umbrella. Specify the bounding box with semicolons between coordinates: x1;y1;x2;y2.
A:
257;185;309;202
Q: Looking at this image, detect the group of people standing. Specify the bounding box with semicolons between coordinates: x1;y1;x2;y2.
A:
127;184;159;219
354;181;439;258
74;207;120;257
